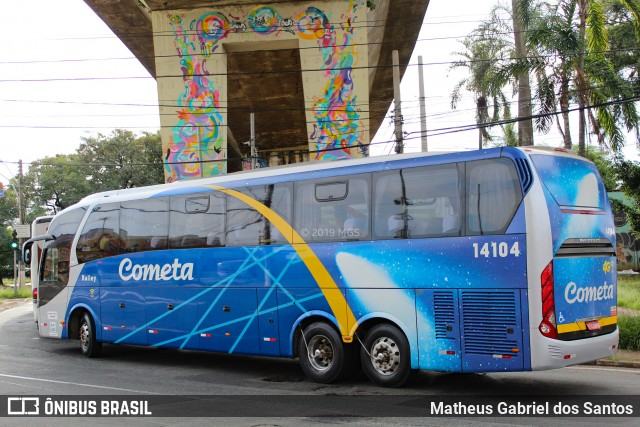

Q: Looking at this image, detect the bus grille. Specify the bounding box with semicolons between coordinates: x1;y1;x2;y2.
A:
434;291;455;340
556;238;615;257
461;291;519;356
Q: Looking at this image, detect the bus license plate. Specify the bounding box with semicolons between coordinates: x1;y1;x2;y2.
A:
586;320;601;331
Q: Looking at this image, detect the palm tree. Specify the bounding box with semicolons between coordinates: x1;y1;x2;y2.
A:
450;10;514;149
521;0;639;154
512;0;535;145
526;0;580;149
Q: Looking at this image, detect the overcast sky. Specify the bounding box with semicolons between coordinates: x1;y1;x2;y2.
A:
0;0;637;184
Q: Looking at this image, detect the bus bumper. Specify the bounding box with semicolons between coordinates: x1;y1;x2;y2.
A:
530;327;619;371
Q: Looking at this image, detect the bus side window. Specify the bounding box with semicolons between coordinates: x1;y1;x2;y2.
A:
76;203;121;264
169;193;226;249
41;206;86;287
373;165;461;239
226;184;292;246
294;175;370;242
466;158;523;235
120;198;169;253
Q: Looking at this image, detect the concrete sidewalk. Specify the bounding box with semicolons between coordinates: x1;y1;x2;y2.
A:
0;298;30;312
594;350;640;369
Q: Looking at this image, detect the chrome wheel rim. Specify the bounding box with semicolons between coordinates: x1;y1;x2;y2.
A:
80;321;90;353
306;335;334;371
370;336;400;376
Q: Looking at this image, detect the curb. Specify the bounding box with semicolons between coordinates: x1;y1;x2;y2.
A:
592;359;640;369
0;299;30;314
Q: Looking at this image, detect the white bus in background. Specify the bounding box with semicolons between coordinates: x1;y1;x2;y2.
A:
29;216;53;323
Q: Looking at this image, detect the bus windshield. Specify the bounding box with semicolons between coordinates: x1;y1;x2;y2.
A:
529;154;604;209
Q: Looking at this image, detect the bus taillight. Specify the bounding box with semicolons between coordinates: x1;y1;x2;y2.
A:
539;261;558;339
32;288;38;302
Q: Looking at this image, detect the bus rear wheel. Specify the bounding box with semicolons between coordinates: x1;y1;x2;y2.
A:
79;312;102;358
298;322;345;384
360;324;411;387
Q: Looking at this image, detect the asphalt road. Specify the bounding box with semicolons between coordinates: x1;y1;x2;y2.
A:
0;303;639;426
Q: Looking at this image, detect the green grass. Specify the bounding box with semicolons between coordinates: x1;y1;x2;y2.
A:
616;275;640;351
618;316;640;351
0;287;31;299
618;274;640;311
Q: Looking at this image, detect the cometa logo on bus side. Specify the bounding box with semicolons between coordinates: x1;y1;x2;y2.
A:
118;258;194;282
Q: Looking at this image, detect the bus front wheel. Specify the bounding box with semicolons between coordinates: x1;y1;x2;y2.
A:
79;312;102;358
298;322;345;384
360;324;411;387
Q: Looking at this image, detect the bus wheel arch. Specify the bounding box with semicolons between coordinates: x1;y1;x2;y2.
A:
356;319;412;387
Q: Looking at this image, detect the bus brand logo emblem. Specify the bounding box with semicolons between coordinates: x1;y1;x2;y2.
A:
564;281;615;304
118;258;194;282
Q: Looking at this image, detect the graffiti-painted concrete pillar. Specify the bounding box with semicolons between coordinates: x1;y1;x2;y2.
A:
153;1;370;182
299;2;370;161
154;13;229;182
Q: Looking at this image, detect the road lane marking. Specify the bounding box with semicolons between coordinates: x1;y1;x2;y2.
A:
0;373;161;394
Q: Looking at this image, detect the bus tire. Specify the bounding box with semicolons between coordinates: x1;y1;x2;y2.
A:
360;324;411;387
298;322;345;384
79;312;102;358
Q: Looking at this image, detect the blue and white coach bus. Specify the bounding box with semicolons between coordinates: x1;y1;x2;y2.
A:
23;147;618;387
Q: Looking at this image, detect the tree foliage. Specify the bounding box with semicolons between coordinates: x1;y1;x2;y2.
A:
583;149;639;236
0;130;163;278
451;0;640;155
24;130;163;214
450;6;514;148
76;129;163;192
614;158;640;236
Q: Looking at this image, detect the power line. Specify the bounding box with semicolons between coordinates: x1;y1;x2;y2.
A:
1;45;639;81
0;77;633;132
3;92;637;170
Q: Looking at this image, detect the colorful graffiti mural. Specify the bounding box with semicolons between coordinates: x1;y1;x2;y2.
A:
166;14;226;182
165;1;368;181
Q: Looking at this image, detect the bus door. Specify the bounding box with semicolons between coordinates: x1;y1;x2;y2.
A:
36;207;87;338
38;244;71;338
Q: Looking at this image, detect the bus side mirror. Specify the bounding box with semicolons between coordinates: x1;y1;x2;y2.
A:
22;241;33;264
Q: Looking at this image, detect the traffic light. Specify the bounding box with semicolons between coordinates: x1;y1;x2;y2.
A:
10;229;18;250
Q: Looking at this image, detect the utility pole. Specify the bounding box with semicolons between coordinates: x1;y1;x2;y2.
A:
13;242;17;296
392;50;404;154
18;159;25;291
250;112;257;170
243;113;258;169
418;55;428;152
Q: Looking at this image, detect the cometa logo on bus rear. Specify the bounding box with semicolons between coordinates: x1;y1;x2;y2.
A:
118;258;194;282
564;282;614;304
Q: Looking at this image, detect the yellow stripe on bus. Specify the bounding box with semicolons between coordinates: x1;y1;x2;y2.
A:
556;315;617;334
209;185;358;341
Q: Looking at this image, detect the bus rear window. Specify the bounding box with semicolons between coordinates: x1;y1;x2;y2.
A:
530;155;604;209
